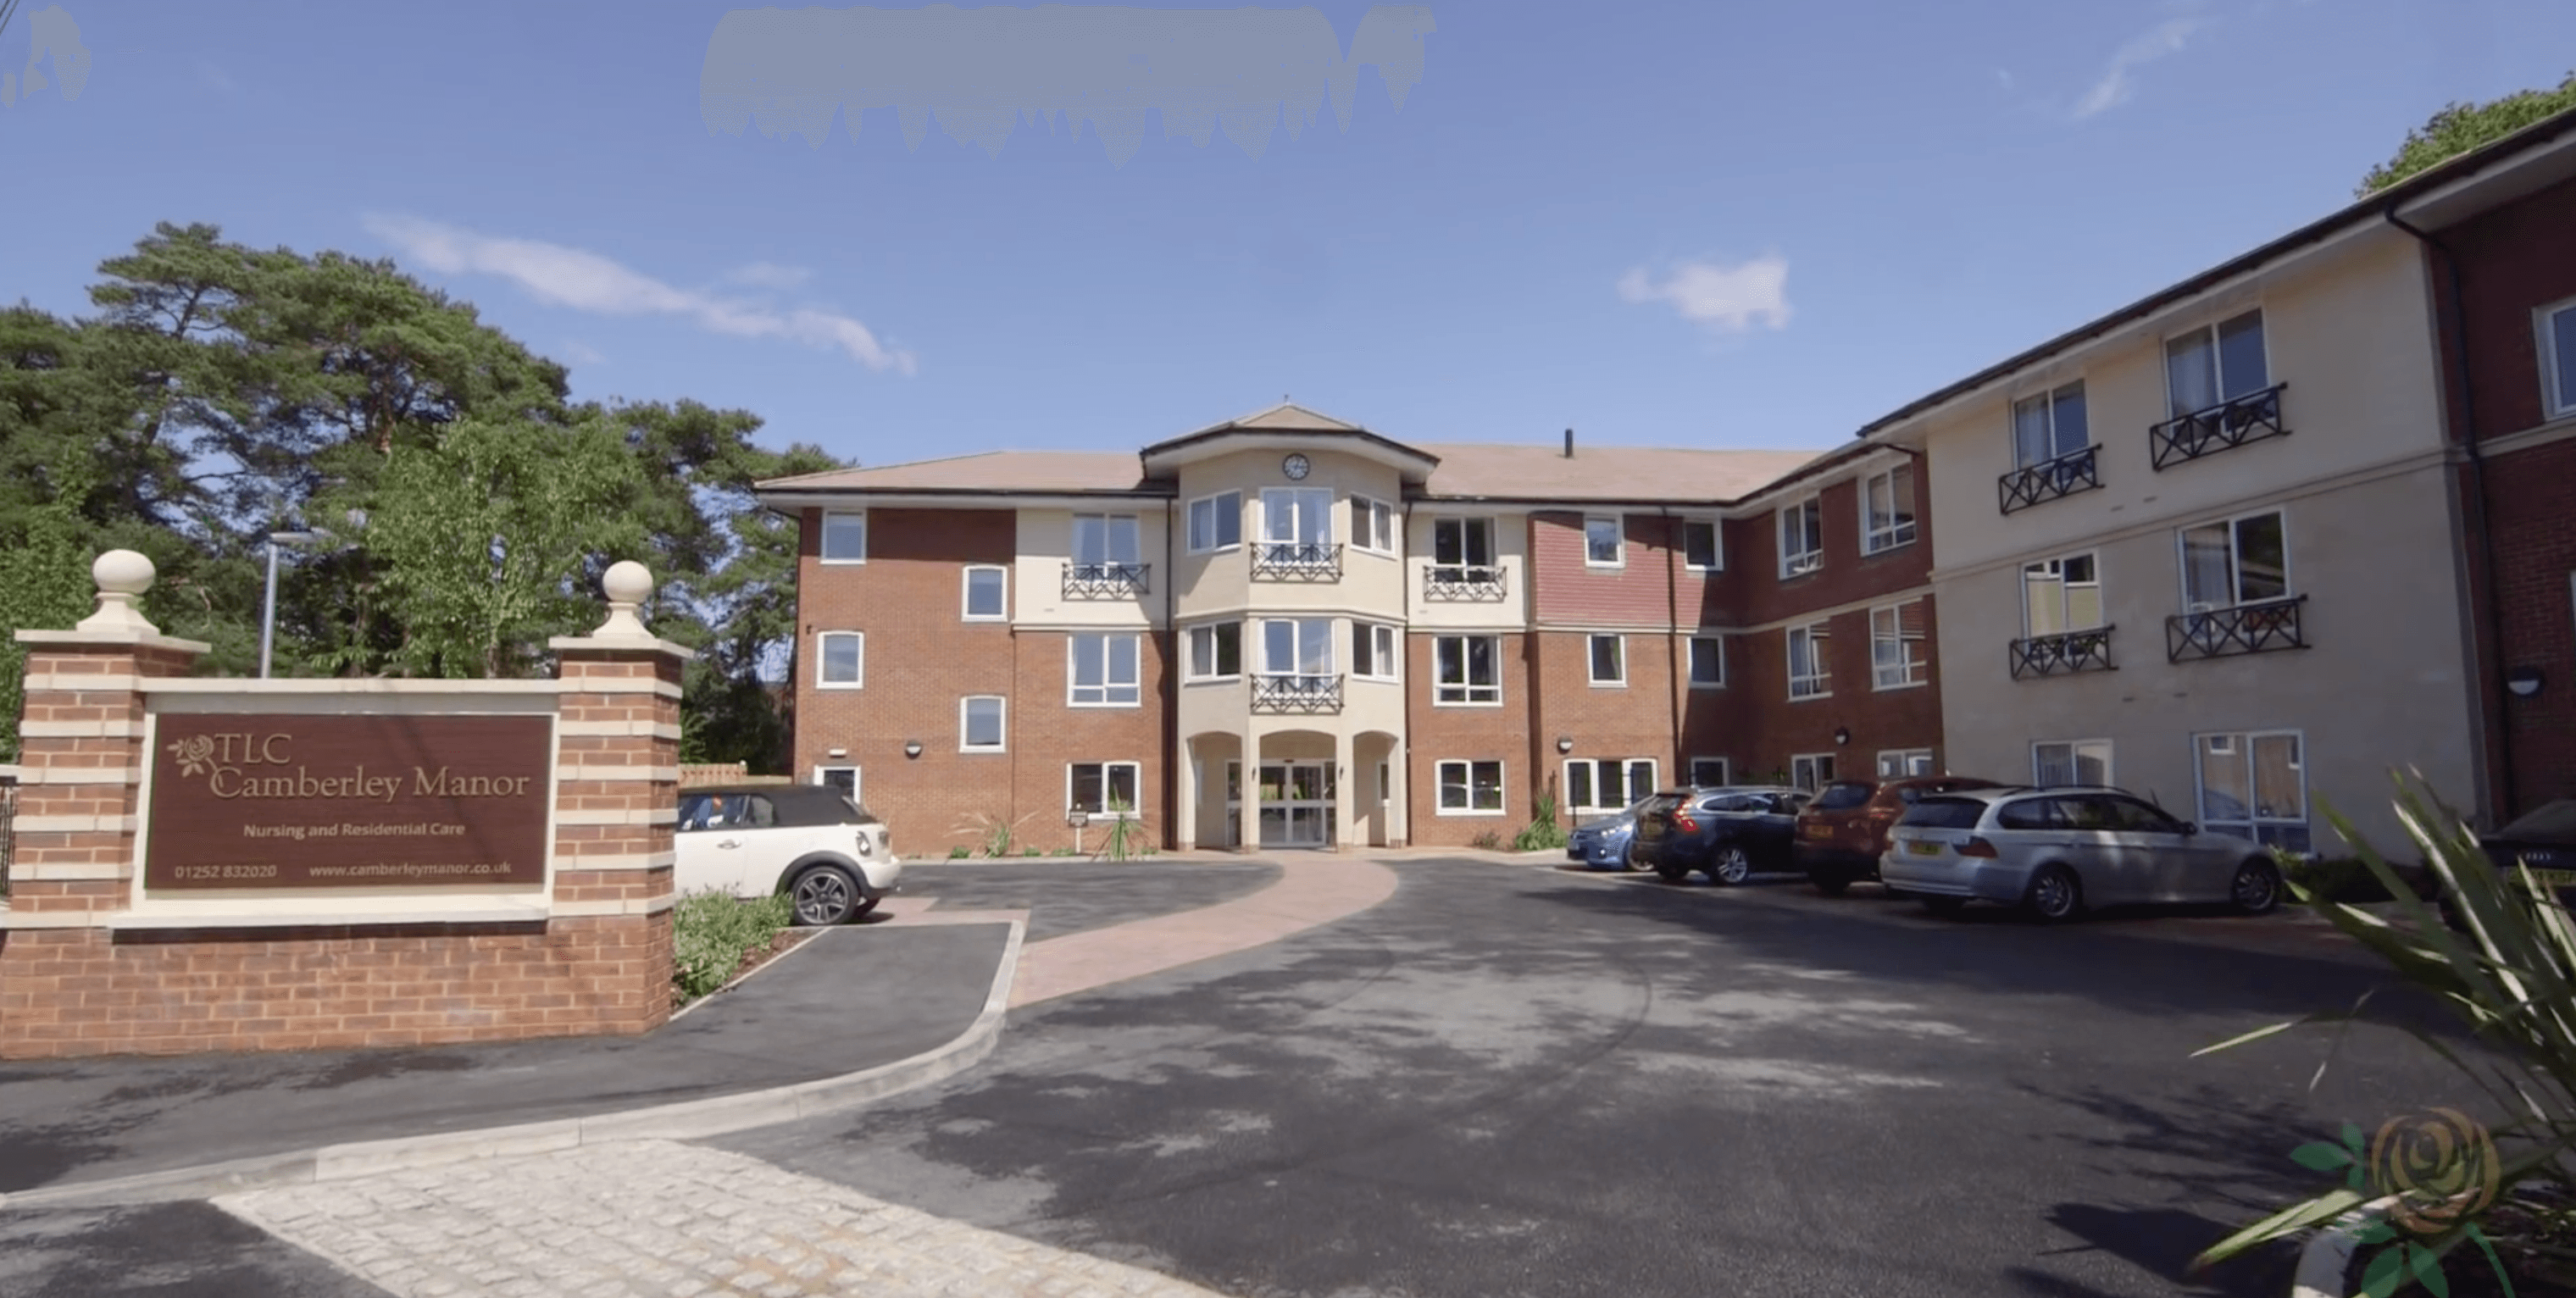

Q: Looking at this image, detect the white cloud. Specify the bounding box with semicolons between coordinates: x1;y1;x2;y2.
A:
558;341;607;367
725;262;813;290
2073;17;2204;120
361;214;915;374
1617;254;1792;333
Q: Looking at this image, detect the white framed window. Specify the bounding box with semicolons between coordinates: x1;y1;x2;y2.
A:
1351;622;1400;681
1352;496;1396;554
1875;749;1934;779
1778;496;1823;578
1584;515;1624;567
1069;761;1142;818
1862;463;1917;554
1433;635;1502;705
1261;617;1335;678
816;631;863;689
1433;517;1497;574
2023;552;2104;635
1786;621;1830;700
962;565;1007;621
1071;513;1141;574
1187;491;1242;553
813;766;860;802
1565;758;1657;816
1869;600;1928;690
2033;739;2113;787
2166;308;2270;417
820;510;867;563
1688;757;1730;786
960;696;1006;752
1261;487;1334;549
1688;635;1724;689
1587;634;1625;686
1186;622;1241;681
1436;759;1506;815
2012;382;2090;468
2179;508;2290;612
1681;519;1723;571
2541;298;2576;419
1790;753;1835;793
1069;632;1142;706
2194;729;2309;853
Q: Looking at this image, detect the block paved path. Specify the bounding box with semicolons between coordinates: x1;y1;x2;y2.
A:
1005;856;1400;1007
217;1139;1233;1298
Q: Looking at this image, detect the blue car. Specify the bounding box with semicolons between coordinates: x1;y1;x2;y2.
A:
1566;795;1662;871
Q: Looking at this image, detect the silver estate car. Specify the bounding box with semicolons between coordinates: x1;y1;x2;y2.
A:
1880;785;2285;923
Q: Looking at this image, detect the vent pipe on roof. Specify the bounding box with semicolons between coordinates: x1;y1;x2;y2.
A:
1563;428;1574;458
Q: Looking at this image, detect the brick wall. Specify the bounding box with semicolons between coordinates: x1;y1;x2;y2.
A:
1529;512;1715;628
1727;598;1948;785
1529;629;1690;805
1404;632;1533;846
2482;435;2576;809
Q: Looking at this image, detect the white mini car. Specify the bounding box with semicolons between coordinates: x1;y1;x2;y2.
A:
675;784;902;924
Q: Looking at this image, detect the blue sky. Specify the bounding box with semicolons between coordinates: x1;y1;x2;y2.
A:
3;1;2568;467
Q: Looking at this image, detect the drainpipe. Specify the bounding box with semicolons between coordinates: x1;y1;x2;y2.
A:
2384;205;2516;825
1163;498;1180;850
1660;506;1684;785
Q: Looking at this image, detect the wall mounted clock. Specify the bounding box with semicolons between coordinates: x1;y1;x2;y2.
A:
1283;452;1311;480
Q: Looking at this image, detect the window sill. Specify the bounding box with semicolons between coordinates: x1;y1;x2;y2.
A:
959;746;1008;755
816;681;865;691
1872;679;1929;692
1689;681;1727;691
1787;690;1834;702
1183;676;1241;687
1434;808;1509;818
818;557;868;566
1068;701;1146;709
1431;698;1506;708
1589;680;1628;689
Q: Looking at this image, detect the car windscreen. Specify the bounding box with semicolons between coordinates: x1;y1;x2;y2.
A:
1810;782;1875;812
2496;800;2576;844
1897;796;1987;829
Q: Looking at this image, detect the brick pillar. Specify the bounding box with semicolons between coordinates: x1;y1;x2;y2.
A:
547;561;692;1035
3;552;209;1057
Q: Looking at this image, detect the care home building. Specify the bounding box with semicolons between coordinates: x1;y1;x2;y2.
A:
756;404;1949;853
1841;107;2576;859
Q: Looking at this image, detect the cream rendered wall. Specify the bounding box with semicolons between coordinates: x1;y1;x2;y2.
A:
1924;229;2475;857
1928;234;2450;575
1012;506;1169;630
1403;505;1533;631
1169;448;1410;624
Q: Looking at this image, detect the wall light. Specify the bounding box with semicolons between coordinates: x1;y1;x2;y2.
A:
903;740;924;759
1834;727;1851;746
2507;666;2545;699
1555;735;1574;754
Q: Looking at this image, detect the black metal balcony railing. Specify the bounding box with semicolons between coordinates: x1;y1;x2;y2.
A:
1997;445;2103;515
2007;627;2118;680
1423;563;1506;602
1250;672;1344;713
1062;562;1149;600
1251;541;1344;581
2150;383;2290;471
2167;595;2309;663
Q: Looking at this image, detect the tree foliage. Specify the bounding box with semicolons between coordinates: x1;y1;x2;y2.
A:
0;222;847;765
2359;71;2576;197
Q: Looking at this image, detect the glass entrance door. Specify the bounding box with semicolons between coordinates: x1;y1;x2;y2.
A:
1248;761;1334;848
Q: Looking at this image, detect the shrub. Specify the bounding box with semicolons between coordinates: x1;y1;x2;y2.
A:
671;888;794;1006
946;845;971;860
952;809;1039;858
1095;797;1151;862
2193;769;2576;1293
1468;829;1505;851
1513;794;1569;852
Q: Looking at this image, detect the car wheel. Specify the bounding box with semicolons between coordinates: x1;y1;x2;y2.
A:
790;864;864;926
1624;840;1652;873
1707;846;1753;886
1808;868;1851;896
2229;857;2283;916
2023;864;2084;923
1921;896;1967;917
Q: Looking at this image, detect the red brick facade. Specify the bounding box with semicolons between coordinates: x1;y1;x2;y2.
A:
791;508;1166;857
2424;172;2576;817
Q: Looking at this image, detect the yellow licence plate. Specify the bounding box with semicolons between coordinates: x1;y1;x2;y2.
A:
1802;824;1829;839
1906;840;1944;856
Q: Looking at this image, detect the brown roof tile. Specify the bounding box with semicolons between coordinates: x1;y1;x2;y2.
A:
1413;443;1829;503
760;450;1160;495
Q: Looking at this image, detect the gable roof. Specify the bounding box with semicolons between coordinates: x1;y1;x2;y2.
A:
758;450;1166;496
1413;442;1827;504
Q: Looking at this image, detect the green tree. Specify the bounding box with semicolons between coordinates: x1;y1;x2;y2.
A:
329;415;646;678
2358;71;2576;197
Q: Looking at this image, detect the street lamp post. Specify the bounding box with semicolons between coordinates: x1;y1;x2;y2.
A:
259;530;319;679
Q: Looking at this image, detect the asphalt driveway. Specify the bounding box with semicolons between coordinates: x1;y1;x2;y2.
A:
714;855;2484;1298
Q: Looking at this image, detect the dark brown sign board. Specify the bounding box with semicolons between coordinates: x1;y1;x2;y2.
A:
145;713;552;890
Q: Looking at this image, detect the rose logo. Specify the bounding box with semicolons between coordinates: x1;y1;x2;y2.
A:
168;735;217;779
2369;1108;2500;1237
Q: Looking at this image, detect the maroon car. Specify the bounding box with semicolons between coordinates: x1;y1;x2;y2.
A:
1796;775;2006;895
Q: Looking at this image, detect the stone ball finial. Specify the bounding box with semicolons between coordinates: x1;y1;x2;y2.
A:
94;549;156;596
76;550;163;635
602;560;653;606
